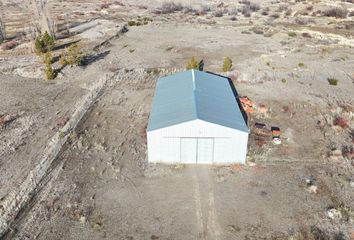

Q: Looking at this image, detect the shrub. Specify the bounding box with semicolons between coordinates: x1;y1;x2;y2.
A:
250;3;260;12
328;78;338;86
322;6;348;18
285;8;292;16
222;57;232;72
64;44;84;66
288;32;297;37
213;10;224;17
242;5;251;15
42;51;52;65
295;17;310;25
302;32;311;38
41;31;54;51
1;40;18;50
152;2;183;14
270;13;280;18
45;64;54;80
186;56;199;70
59;50;67;66
333;117;348;128
277;5;288;12
261;7;269;15
239;0;250;5
128;20;136;26
298;62;305;67
35;31;54;55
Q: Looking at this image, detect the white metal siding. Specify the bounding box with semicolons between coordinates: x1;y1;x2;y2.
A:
147;119;248;164
180;138;197;163
197;138;214;163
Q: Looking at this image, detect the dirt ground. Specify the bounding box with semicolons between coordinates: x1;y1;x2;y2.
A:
1;0;354;239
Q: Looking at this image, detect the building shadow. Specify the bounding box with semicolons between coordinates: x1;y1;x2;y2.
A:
206;71;248;126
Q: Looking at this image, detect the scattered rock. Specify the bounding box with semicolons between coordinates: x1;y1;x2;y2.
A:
327;208;341;220
307;185;318;194
216;175;225;183
79;216;87;223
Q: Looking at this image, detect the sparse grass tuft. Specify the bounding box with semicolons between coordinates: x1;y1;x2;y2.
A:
328;78;338;86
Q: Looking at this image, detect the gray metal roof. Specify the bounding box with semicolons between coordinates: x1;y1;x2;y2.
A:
147;70;248;132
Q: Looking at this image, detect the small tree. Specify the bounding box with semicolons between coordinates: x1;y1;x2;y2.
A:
42;31;54;51
35;38;45;55
59;50;67;66
45;64;54;80
223;57;232;72
34;31;55;55
65;44;84;66
42;51;52;65
186;56;199;70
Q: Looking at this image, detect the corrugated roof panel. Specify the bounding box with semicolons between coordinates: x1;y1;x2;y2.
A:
147;70;248;132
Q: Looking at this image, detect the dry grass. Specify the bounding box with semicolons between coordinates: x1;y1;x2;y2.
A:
322;6;348;18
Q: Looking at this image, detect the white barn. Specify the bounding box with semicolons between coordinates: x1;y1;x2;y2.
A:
147;70;249;164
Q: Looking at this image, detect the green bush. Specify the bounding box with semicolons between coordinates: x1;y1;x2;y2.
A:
42;52;52;65
186;56;199;70
45;64;54;80
128;20;136;26
288;32;297;37
222;57;232;72
328;78;338;86
65;44;84;66
59;50;67;66
34;31;54;55
298;62;305;67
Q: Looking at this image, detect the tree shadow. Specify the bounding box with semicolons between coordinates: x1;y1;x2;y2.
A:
53;39;80;51
81;50;110;67
205;71;248;126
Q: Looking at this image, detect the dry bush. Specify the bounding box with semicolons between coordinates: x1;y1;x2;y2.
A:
213;9;224;17
152;2;183;14
261;7;269;15
270;13;280;19
242;5;251;16
302;32;311;38
306;5;314;11
183;6;197;14
285;8;293;16
250;3;260;12
239;0;250;5
99;3;111;9
322;6;348;18
295;17;314;25
333;117;349;128
228;8;238;16
1;40;19;50
277;4;288;12
349;11;354;17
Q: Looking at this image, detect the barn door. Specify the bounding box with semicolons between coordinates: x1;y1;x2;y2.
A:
180;138;197;163
197;138;214;164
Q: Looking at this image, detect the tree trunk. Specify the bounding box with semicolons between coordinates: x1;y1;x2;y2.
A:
0;10;5;42
29;0;54;38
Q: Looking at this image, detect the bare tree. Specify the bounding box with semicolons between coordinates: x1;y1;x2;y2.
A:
29;0;55;38
0;16;5;43
0;3;5;42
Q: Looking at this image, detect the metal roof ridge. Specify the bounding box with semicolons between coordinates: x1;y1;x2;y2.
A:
191;69;199;119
